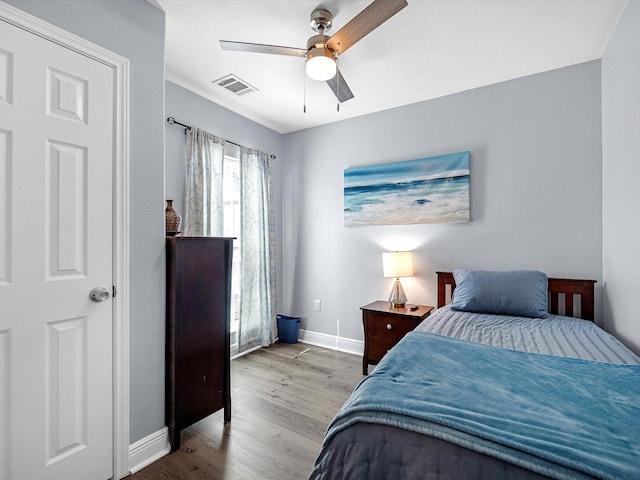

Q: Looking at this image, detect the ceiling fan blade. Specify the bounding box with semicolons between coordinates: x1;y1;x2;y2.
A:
220;40;307;57
326;0;408;55
326;70;354;103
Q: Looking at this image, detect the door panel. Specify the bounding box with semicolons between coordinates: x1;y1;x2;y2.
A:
45;140;87;279
45;316;88;465
0;18;114;480
0;128;9;286
46;67;88;125
0;330;8;480
0;48;11;104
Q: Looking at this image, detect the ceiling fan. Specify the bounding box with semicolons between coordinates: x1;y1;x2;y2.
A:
219;0;408;104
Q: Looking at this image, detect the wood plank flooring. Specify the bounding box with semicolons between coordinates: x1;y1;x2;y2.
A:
126;343;363;480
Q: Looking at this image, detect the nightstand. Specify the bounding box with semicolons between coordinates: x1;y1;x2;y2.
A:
361;301;434;375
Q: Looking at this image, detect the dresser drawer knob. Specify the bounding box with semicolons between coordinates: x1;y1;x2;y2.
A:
386;323;392;330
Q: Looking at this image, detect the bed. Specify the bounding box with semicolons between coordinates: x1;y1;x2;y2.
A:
310;270;640;480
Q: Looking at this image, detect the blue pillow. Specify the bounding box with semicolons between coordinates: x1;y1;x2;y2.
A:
451;269;549;318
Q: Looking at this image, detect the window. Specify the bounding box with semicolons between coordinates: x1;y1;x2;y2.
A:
183;131;274;353
222;154;241;342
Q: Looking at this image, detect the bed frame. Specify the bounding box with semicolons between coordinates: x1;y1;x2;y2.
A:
436;271;596;321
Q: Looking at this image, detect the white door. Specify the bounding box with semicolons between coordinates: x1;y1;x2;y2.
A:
0;17;114;480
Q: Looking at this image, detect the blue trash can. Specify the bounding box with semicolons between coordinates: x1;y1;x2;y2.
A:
276;314;301;344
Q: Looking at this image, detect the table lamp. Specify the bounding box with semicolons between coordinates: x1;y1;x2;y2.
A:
382;251;413;307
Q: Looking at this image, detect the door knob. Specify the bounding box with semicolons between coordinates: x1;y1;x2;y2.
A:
89;287;110;302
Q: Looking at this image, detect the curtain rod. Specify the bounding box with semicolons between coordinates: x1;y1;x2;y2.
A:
166;116;191;130
166;116;276;159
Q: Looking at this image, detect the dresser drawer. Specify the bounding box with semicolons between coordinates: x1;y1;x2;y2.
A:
366;312;418;340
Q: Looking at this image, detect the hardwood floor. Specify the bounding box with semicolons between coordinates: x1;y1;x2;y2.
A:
127;342;363;480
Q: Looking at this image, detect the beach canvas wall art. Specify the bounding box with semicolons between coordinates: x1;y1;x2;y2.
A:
344;151;470;226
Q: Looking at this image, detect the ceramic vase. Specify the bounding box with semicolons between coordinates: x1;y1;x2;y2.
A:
165;199;182;235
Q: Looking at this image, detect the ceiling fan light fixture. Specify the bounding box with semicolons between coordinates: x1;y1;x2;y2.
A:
306;47;336;81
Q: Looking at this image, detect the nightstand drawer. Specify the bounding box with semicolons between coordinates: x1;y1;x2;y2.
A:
366;312;417;340
367;336;397;363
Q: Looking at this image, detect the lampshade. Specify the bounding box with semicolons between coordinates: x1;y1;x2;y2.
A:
306;47;336;81
382;251;414;278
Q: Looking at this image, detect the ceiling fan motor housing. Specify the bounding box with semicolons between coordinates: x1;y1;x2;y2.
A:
307;31;336;69
307;34;334;56
310;8;333;33
306;45;335;64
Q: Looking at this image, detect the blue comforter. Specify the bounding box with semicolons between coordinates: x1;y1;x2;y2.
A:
323;332;640;480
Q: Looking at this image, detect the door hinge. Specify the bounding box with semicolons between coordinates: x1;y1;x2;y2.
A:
112;285;116;298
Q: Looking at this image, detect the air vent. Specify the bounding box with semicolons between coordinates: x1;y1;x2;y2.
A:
213;74;258;96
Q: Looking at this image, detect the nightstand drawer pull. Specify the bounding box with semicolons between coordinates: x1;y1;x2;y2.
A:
386;324;392;330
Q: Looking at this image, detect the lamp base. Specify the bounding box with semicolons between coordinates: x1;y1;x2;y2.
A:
388;278;408;307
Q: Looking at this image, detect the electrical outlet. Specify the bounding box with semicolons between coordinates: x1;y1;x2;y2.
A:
314;299;321;311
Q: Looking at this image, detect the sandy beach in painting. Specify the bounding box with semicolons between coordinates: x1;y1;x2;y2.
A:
344;152;470;226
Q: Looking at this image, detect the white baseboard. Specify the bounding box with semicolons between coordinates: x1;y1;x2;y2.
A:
298;329;364;356
128;427;170;475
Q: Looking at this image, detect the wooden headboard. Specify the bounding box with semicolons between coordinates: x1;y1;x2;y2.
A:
436;271;596;321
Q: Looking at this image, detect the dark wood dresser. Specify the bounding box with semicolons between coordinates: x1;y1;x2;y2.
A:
166;236;233;450
361;301;434;375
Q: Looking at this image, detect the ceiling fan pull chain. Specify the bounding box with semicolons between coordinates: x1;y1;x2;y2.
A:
303;66;307;113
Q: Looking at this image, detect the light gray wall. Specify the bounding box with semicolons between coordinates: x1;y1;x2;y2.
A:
282;61;603;342
602;1;640;354
165;80;284;313
4;0;167;443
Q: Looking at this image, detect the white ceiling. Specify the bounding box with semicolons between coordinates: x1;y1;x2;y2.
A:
159;0;627;134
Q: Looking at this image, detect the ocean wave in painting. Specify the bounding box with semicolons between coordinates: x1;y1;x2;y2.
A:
344;152;470;226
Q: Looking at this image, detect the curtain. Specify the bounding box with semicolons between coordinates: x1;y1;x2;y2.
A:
183;128;225;236
237;147;277;352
